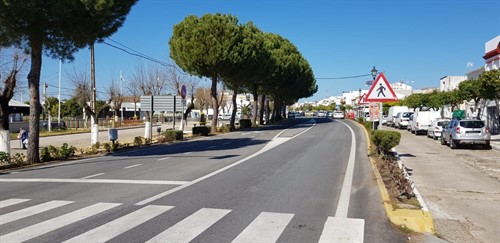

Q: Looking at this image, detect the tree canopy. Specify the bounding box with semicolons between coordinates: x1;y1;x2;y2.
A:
0;0;137;163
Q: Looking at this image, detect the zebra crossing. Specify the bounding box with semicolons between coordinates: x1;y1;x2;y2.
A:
0;198;364;243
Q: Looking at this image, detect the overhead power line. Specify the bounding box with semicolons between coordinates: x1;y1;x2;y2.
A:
103;38;185;74
316;73;373;80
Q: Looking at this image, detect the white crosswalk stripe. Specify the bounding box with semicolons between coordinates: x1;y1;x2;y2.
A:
0;198;30;208
146;208;231;243
232;211;294;243
64;205;173;243
0;198;365;243
0;200;73;226
0;202;120;243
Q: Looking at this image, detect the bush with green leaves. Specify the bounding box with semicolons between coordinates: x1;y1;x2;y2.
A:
58;143;76;159
193;126;210;136
239;119;252;129
163;130;183;141
371;130;401;156
0;151;9;164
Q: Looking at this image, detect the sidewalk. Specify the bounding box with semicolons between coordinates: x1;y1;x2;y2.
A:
392;129;500;243
490;134;500;151
9;121;200;155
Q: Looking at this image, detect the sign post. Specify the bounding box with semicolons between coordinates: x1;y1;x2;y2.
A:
364;73;398;130
179;85;187;131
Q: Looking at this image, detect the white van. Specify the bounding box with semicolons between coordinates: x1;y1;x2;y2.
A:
410;110;441;135
387;106;408;127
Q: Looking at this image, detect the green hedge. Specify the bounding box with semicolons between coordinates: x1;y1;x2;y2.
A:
239;119;252;128
371;130;401;155
193;126;210;136
164;130;183;141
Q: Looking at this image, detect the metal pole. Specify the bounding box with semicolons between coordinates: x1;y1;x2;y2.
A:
120;71;124;124
58;60;61;126
90;44;98;145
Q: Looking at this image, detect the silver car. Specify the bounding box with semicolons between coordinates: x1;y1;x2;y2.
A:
441;118;491;149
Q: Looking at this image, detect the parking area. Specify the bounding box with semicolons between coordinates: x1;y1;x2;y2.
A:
384;126;500;243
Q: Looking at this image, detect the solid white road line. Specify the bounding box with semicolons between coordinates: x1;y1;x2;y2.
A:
124;164;142;169
335;121;357;218
0;178;189;185
64;205;173;243
0;200;73;225
232;212;294;243
319;217;364;243
0;198;30;208
0;202;120;243
146;208;231;243
136;120;316;205
81;173;105;179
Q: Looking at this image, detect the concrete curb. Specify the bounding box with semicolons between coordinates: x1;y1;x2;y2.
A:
357;122;435;234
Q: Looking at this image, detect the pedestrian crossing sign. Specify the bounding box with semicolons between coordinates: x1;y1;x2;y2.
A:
364;73;398;102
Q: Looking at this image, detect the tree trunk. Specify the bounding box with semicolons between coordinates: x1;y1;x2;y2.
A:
27;40;43;164
230;88;237;131
210;75;219;133
251;84;258;125
259;95;265;125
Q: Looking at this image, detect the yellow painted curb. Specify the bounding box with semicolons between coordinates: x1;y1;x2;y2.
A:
356;121;435;234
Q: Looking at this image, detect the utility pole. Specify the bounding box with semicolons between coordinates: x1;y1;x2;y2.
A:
90;44;98;145
120;71;124;124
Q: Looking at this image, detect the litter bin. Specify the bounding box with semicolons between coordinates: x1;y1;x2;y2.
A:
108;128;118;142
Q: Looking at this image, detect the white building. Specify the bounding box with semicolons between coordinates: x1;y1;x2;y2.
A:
439;76;467;92
484;35;500;71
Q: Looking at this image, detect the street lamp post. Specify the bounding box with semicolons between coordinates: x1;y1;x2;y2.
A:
371;66;382;130
371;66;378;80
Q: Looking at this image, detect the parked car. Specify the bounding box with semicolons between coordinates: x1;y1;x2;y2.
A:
333;111;344;119
387;106;408;127
427;118;450;140
441;118;491;149
394;111;414;129
410;110;441;135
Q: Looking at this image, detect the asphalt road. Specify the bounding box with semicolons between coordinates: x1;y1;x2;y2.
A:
0;118;406;242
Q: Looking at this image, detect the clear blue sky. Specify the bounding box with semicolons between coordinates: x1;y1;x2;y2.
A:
26;0;499;103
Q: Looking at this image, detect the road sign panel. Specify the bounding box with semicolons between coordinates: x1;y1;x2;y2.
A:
140;95;182;112
365;73;398;102
180;85;187;99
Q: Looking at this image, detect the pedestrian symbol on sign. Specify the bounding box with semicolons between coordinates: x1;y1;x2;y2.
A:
376;83;386;97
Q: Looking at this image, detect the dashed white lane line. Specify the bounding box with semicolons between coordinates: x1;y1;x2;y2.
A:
0;178;189;185
81;173;105;179
124;164;142;169
158;157;171;161
183;152;192;155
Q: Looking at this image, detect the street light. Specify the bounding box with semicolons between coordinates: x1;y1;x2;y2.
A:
371;66;378;80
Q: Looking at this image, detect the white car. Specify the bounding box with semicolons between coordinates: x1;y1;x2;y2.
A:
333;111;344;119
427;119;450;140
394;111;414;129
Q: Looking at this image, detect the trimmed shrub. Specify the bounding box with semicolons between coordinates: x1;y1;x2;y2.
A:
58;143;76;159
0;152;9;164
164;130;183;141
103;143;111;152
371;130;401;155
193;126;210;136
239;119;252;129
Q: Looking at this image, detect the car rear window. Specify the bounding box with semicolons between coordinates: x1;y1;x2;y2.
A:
402;112;412;118
460;120;484;128
437;121;448;126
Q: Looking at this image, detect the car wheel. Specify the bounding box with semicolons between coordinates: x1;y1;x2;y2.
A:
450;138;458;149
441;136;447;145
